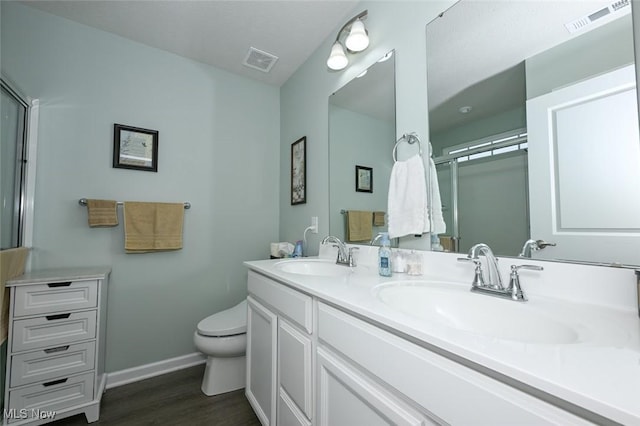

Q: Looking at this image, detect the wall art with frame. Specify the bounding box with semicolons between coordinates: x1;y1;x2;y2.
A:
291;136;306;205
113;123;158;172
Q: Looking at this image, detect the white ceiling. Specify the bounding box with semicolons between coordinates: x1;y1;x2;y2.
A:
21;0;359;87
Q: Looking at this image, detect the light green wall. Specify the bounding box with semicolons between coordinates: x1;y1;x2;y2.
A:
280;1;456;253
1;2;280;371
328;105;394;240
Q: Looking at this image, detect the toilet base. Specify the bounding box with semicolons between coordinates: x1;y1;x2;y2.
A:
201;355;246;396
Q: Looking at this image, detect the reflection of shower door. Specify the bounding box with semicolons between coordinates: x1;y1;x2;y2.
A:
0;80;29;249
436;151;529;256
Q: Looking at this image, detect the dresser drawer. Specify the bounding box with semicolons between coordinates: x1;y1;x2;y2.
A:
13;280;98;317
12;311;97;353
248;271;313;333
10;341;96;387
7;372;95;423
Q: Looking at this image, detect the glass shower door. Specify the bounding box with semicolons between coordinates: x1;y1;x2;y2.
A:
1;81;28;249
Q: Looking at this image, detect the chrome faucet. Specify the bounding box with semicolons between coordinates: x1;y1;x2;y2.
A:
459;243;543;301
321;236;358;267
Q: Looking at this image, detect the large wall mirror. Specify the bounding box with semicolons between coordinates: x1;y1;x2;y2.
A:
329;50;396;243
427;1;640;266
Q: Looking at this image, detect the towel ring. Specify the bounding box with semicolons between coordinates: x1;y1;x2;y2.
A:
392;133;422;162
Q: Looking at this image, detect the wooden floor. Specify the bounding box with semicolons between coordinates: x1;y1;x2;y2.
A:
51;365;261;426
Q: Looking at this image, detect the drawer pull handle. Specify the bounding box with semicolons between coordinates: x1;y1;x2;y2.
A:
43;378;68;387
44;345;70;354
45;313;71;321
47;281;72;288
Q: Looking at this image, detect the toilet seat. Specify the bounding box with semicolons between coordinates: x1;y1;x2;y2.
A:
197;299;247;337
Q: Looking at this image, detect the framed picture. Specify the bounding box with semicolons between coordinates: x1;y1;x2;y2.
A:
291;136;306;205
113;123;158;172
355;165;373;193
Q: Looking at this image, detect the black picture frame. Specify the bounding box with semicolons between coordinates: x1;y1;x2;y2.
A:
291;136;307;205
113;123;158;172
355;165;373;193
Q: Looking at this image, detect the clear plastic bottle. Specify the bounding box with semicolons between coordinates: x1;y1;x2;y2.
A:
378;232;392;277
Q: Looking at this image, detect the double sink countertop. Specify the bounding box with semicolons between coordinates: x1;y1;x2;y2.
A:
245;246;640;425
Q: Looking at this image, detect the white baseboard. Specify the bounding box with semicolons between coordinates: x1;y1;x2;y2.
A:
106;352;207;389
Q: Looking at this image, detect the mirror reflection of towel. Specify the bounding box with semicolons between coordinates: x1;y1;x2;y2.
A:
347;210;373;242
373;211;385;227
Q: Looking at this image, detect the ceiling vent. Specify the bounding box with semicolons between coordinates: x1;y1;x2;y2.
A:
565;0;630;34
243;47;279;73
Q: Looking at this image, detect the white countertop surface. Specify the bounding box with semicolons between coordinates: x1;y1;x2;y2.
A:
245;252;640;425
6;266;111;286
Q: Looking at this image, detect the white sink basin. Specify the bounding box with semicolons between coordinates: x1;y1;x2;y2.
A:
375;281;580;344
274;259;352;277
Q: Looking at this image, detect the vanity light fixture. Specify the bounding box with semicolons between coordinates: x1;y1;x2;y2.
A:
326;10;369;71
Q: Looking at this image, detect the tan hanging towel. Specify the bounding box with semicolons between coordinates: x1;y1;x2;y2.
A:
86;199;118;227
123;202;184;253
373;211;386;227
346;210;373;242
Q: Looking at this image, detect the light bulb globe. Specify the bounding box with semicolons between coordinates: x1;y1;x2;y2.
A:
327;42;348;70
345;20;369;52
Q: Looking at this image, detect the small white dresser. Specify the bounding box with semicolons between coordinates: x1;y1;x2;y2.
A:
3;267;110;425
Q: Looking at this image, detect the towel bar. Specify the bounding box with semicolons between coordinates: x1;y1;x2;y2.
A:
78;198;191;209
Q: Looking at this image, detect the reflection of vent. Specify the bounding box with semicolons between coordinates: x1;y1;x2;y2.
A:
243;47;278;73
565;0;630;33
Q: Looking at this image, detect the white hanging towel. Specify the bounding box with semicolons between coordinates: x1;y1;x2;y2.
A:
387;154;428;238
428;157;447;235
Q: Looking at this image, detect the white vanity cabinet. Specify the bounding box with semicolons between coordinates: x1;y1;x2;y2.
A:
317;302;594;426
246;270;313;426
3;268;110;426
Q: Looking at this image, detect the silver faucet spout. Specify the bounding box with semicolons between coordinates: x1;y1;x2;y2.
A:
468;243;503;290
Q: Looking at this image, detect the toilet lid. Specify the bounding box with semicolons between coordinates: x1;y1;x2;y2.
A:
197;299;247;337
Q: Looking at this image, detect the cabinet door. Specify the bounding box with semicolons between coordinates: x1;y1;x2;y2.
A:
246;296;277;426
317;347;433;426
278;319;312;420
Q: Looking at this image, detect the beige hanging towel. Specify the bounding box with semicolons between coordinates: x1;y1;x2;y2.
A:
86;199;118;227
346;210;373;242
124;202;184;253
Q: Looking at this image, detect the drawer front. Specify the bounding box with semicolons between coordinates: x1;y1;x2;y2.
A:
7;372;94;423
10;341;96;387
13;280;98;317
248;270;313;333
12;311;97;353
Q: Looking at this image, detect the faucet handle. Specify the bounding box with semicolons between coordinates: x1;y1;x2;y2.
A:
507;264;544;301
458;257;485;287
512;264;544;272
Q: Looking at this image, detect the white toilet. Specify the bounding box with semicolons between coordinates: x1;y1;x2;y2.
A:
193;299;247;396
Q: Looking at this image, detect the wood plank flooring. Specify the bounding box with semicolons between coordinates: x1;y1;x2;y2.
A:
51;365;261;426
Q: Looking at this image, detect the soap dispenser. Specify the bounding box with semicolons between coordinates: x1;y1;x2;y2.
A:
378;232;392;277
